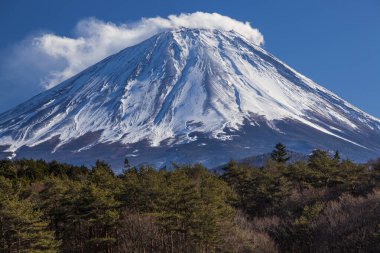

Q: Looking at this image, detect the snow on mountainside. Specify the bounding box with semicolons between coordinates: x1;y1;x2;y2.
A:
0;28;379;169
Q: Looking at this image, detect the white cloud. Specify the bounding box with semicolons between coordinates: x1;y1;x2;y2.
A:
11;12;265;89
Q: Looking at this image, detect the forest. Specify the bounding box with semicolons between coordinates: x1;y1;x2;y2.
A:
0;144;379;253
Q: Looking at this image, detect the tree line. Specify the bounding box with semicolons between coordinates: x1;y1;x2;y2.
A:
0;144;379;252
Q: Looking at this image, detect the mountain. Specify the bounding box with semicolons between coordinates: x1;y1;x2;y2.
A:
0;28;379;170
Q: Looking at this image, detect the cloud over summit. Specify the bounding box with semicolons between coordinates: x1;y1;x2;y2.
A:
4;12;264;90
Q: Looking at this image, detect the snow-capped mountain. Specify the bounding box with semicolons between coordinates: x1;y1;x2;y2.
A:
1;28;379;169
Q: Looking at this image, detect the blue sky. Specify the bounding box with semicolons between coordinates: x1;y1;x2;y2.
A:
0;0;379;117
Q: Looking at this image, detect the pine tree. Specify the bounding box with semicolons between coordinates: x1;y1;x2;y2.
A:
159;165;235;251
271;143;290;163
308;149;335;171
124;158;130;170
0;176;59;252
334;150;341;161
79;184;120;252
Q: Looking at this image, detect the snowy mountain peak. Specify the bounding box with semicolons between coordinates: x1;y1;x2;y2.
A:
0;28;379;168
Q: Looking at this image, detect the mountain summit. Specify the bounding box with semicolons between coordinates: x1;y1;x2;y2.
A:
1;28;379;169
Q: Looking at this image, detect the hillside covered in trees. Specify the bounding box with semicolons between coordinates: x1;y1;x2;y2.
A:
0;145;380;252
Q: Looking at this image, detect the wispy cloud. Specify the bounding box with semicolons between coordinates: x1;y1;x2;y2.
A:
0;12;264;98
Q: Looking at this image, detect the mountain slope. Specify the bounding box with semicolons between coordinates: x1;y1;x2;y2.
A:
0;28;379;169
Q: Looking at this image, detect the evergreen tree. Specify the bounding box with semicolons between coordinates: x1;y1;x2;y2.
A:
1;156;380;253
159;165;235;251
124;158;130;170
308;149;335;171
0;176;59;252
333;150;341;161
271;143;290;163
333;150;341;167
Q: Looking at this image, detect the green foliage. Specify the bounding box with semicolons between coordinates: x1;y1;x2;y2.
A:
271;143;290;163
223;161;290;216
0;176;59;252
308;149;337;171
0;145;379;253
295;203;323;225
120;164;236;251
222;146;380;253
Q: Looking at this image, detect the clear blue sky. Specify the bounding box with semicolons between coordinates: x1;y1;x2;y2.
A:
0;0;379;117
